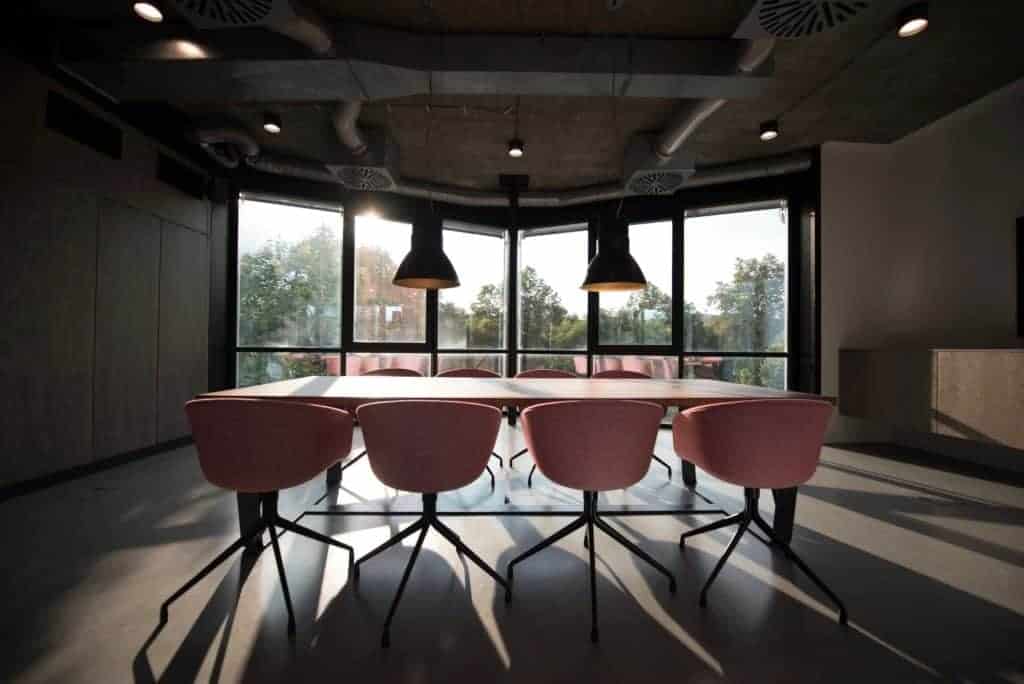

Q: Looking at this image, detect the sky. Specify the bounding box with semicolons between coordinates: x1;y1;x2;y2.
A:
237;196;788;318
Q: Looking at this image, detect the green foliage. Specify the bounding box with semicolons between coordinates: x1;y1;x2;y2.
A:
519;266;586;349
599;282;672;345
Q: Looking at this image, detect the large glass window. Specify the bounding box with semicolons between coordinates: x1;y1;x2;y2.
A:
237;198;342;347
518;354;585;375
346;353;430;376
683;200;788;388
439;222;507;349
593;355;677;379
598;221;673;346
237;351;340;387
437;353;506;375
353;214;426;343
518;226;588;350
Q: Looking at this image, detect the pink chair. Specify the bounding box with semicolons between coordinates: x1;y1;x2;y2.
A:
354;400;508;647
436;367;505;476
673;399;847;624
508;368;576;481
339;366;424;481
592;369;674;480
163;399;356;635
505;400;676;642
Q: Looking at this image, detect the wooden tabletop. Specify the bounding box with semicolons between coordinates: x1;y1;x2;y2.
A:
201;376;831;410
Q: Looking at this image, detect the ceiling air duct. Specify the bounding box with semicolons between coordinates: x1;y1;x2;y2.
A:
734;0;872;39
170;0;333;54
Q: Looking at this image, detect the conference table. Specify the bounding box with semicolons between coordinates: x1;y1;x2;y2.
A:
202;376;833;546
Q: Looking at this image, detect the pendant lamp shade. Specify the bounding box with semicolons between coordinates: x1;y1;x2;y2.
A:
393;214;460;289
581;215;646;292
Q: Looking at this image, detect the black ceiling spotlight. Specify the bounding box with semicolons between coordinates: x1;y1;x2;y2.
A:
507;138;525;158
581;213;647;292
393;212;460;289
760;120;780;142
897;2;929;38
132;2;163;23
263;112;282;135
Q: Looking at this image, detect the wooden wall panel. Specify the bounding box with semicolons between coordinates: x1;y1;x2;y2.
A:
93;200;160;459
158;222;210;441
0;184;97;485
933;350;1024;449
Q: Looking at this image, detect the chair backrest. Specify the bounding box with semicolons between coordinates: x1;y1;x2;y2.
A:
592;369;650;379
185;398;353;494
436;368;500;378
521;400;664;491
362;367;423;377
515;368;576;379
356;400;502;493
673;399;833;489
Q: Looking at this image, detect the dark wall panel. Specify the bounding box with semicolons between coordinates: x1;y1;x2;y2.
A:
0;182;98;485
208;201;230;392
158;222;209;441
93;200;160;460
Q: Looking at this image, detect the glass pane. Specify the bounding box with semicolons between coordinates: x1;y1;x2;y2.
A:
437;353;506;376
683;356;786;389
345;353;429;376
353;215;426;342
684;202;788;352
237;198;341;347
593;355;677;379
517;354;585;376
236;352;340;388
518;227;588;350
599;221;673;345
439;225;507;349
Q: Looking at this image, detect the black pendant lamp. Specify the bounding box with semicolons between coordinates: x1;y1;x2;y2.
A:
393;212;460;289
581;214;646;292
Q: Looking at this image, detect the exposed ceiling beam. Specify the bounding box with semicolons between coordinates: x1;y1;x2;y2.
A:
58;22;772;102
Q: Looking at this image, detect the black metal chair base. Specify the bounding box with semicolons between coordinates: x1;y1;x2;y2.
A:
505;491;676;642
344;449;499;491
525;453;672;489
353;493;508;648
160;491;355;635
679;487;848;625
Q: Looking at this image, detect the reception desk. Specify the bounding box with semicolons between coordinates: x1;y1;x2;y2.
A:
839;348;1024;450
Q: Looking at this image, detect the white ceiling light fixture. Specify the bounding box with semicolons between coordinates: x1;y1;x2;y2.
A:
507;138;524;158
897;2;929;38
263;112;282;135
759;120;779;142
133;2;164;23
171;39;208;59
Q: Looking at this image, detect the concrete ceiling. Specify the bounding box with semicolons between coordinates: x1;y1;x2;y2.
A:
33;0;1024;191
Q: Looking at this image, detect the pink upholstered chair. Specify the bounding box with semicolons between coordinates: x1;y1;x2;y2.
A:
338;366;424;481
162;399;356;635
436;367;505;477
673;399;847;624
508;368;576;480
592;369;674;480
354;400;508;647
505;400;676;642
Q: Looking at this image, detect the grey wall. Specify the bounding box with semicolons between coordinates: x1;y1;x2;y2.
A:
821;76;1024;463
0;55;227;486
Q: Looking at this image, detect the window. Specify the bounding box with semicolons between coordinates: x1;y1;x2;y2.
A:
353;214;426;343
593;355;677;379
518;354;585;375
598;221;673;346
518;225;588;350
439;222;507;349
436;353;506;375
346;353;430;376
237;352;340;387
683;200;788;388
237;198;342;348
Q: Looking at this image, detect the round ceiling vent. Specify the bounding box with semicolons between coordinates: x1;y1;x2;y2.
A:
628;171;686;196
757;0;870;38
337;166;395;192
172;0;275;27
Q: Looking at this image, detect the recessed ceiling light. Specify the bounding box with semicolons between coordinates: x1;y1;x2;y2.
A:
171;40;207;59
133;2;163;23
507;138;524;158
897;2;929;38
263;112;282;135
759;120;779;142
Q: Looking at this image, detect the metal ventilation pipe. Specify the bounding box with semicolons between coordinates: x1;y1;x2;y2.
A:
655;38;775;160
245;154;338;184
192;128;260;168
333;101;369;156
268;2;333;55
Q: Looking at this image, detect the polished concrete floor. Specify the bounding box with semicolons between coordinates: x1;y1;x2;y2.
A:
2;425;1023;683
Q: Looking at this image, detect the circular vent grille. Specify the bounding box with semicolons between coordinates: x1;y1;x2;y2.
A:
628;171;686;196
758;0;870;38
172;0;275;26
338;166;394;191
